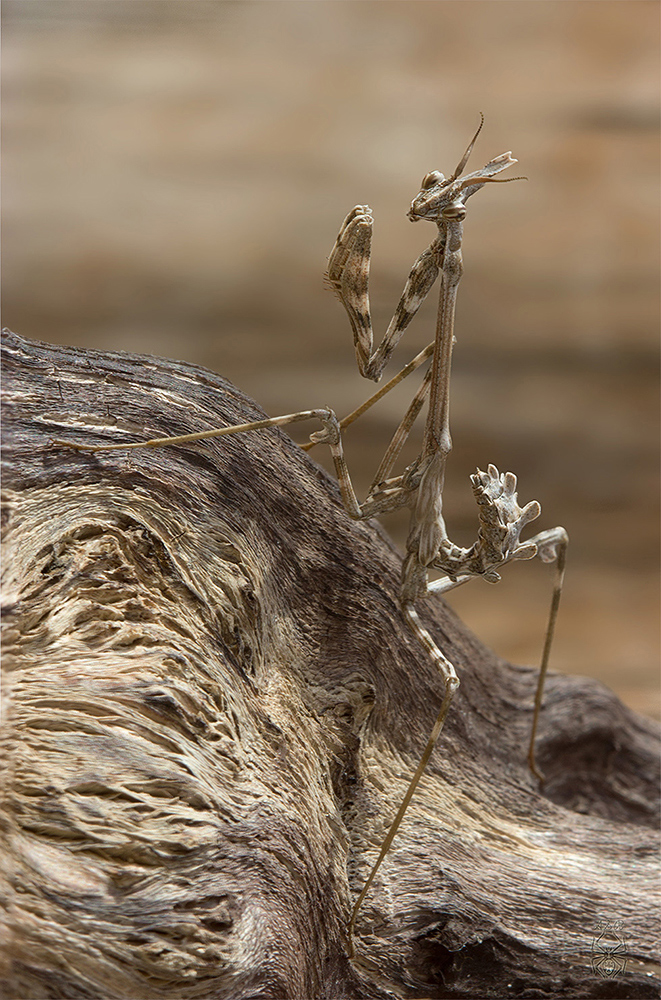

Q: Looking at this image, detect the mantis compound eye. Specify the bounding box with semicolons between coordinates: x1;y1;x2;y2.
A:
442;199;466;220
421;170;444;190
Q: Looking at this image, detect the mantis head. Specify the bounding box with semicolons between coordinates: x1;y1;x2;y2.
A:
408;116;523;224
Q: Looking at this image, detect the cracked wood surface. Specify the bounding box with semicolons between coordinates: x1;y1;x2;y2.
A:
1;330;659;999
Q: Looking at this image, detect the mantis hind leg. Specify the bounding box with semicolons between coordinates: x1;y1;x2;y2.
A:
346;601;459;957
527;529;569;783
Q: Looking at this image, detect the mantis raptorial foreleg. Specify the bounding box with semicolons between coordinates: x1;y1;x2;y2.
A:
52;118;568;958
327;209;440;382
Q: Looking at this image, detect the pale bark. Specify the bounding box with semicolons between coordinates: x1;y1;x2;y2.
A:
1;329;659;999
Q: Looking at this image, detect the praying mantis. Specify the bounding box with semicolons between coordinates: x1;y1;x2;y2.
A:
54;116;568;956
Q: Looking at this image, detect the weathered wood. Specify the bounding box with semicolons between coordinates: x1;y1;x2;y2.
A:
1;329;659;999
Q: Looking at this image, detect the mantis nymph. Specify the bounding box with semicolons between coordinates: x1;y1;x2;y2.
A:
54;117;568;955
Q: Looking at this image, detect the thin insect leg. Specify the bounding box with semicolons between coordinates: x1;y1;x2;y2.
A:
51;410;343;453
301;341;434;453
347;602;459;956
52;409;365;515
54;407;416;526
527;529;568;783
369;364;432;492
308;421;414;521
312;418;363;519
427;572;475;595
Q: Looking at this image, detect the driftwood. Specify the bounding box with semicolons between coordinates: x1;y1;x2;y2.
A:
1;329;659;1000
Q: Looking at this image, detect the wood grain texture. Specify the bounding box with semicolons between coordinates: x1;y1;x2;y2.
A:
1;330;659;999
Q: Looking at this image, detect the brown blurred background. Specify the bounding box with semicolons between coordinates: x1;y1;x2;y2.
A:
3;1;659;718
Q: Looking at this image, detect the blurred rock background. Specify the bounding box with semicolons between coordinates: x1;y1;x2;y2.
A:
3;0;659;718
